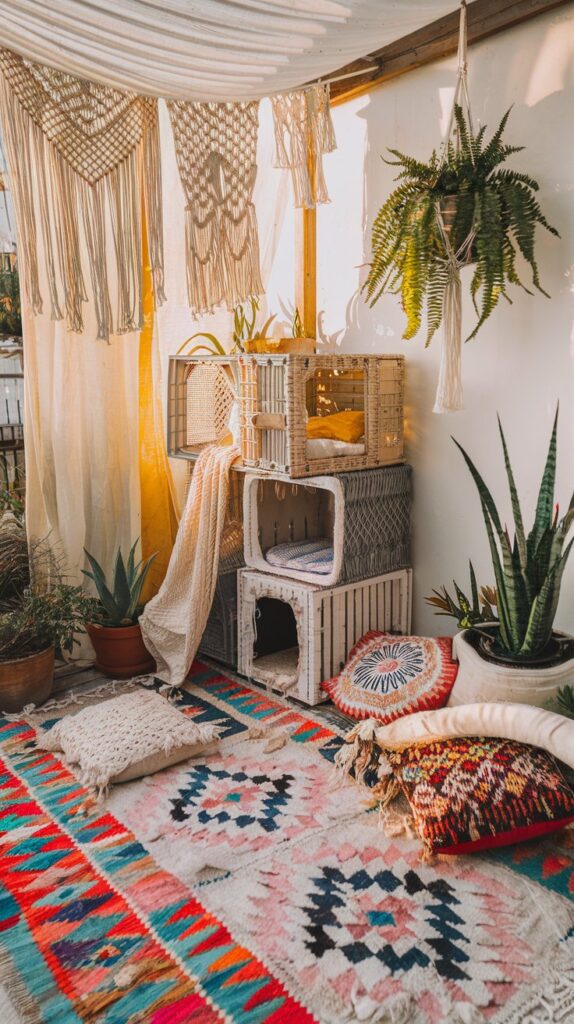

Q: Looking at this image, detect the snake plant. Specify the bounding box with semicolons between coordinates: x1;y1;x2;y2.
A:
454;408;574;660
82;540;156;627
363;105;559;345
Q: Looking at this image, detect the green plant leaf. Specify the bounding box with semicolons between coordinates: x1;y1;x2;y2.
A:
112;549;131;619
126;554;157;620
82;549;121;623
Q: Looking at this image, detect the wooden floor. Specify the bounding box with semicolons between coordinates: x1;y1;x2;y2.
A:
53;658;111;696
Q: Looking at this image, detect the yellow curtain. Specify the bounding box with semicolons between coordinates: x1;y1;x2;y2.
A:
139;214;179;601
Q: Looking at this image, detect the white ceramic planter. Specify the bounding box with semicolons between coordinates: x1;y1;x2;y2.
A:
449;629;574;708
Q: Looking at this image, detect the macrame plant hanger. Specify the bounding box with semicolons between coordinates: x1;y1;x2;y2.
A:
433;1;476;414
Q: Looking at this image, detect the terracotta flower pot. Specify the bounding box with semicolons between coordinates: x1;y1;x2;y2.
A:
0;646;55;712
86;621;156;679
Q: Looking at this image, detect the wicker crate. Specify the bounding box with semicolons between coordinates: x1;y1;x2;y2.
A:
243;465;411;587
167;355;239;460
199;570;239;668
239;353;404;478
238;568;412;705
198;471;244;669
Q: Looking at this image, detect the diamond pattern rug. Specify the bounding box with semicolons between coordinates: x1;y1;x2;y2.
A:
0;662;573;1024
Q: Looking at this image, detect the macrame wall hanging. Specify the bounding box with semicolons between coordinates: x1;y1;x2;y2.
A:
271;83;336;208
433;2;474;414
167;100;263;315
0;48;165;341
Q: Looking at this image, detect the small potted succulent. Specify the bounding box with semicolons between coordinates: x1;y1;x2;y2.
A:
0;514;94;710
83;540;157;678
427;409;574;706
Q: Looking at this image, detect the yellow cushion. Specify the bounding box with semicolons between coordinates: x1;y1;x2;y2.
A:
307;411;365;443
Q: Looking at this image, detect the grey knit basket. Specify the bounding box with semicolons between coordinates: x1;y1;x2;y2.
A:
243;464;411;588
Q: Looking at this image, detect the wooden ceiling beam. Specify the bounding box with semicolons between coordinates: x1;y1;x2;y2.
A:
329;0;573;104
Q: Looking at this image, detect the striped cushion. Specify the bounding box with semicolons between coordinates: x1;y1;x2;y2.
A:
265;538;334;575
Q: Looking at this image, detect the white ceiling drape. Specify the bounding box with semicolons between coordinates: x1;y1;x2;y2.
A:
0;1;455;100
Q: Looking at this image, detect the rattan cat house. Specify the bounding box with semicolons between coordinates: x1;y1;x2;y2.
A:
239;352;404;478
238;568;412;705
243;464;411;587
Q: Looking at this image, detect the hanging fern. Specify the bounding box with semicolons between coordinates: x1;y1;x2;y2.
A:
363;106;559;345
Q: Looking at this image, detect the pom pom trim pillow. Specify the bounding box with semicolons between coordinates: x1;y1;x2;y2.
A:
322;632;458;723
384;736;574;855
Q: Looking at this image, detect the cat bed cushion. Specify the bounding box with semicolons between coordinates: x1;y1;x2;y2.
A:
307;410;365;443
36;689;221;796
322;631;458;723
306;438;365;459
265;538;334;575
383;736;574;855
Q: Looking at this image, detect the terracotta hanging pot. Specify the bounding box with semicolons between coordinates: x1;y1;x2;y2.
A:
439;195;476;265
0;646;55;712
86;622;156;679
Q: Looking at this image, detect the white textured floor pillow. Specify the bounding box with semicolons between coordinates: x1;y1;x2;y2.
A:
36;689;221;797
348;702;574;770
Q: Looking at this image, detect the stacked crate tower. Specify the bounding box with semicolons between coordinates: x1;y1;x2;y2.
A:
167;351;412;706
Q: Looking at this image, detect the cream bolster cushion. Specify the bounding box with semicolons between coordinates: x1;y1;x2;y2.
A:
366;702;574;770
36;689;221;793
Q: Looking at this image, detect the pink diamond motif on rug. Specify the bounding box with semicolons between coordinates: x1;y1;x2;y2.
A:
108;738;359;880
200;817;574;1024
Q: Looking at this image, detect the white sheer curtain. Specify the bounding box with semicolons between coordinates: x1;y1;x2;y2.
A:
0;2;455;101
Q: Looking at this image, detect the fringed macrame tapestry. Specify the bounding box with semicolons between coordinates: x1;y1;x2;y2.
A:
271;83;336;209
167;100;263;315
0;48;165;341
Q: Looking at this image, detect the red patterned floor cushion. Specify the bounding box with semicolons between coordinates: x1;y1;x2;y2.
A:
322;632;458;723
385;736;574;855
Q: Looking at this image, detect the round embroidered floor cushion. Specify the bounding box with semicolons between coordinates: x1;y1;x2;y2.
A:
322;631;458;723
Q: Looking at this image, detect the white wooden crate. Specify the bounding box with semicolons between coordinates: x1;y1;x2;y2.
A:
238;568;412;705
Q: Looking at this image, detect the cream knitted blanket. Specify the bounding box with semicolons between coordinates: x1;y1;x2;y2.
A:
140;443;240;687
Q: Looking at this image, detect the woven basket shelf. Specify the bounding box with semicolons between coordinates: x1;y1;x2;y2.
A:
167;355;239;460
243;464;411;587
238;568;412;706
239;352;404;478
198;470;244;669
199;570;240;668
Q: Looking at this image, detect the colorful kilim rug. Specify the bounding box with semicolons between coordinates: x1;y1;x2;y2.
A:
0;663;573;1024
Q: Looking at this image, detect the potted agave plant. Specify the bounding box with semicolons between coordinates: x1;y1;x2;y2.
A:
363;105;559;345
427;409;574;706
83;540;157;678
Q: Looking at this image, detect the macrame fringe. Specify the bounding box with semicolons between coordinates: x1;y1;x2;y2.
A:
433;266;463;413
272;84;336;208
168;98;262;315
0;50;164;341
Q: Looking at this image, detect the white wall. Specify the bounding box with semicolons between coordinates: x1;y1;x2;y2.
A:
314;4;574;637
